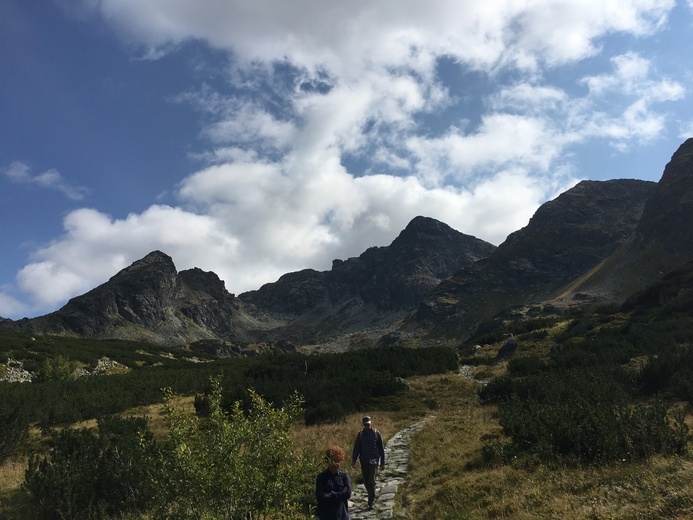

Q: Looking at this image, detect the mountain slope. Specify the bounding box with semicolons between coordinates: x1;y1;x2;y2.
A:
7;216;495;346
412;178;657;339
238;216;495;338
13;251;245;346
557;138;693;302
4;139;693;349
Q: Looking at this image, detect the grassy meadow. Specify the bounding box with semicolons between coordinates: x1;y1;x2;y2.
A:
2;286;693;518
3;368;692;519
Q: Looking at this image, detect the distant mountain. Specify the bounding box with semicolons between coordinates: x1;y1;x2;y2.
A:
3;139;692;349
556;138;693;301
411;177;656;338
6;216;494;347
237;216;495;339
413;138;693;340
11;251;245;346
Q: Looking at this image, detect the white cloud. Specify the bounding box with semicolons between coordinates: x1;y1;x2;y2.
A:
577;53;685;146
81;0;674;73
0;291;28;318
2;161;89;200
582;52;685;101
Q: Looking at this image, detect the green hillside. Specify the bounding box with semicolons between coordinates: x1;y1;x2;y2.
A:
1;263;693;518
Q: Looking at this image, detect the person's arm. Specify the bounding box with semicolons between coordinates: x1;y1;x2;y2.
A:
377;431;386;468
316;473;330;504
333;472;352;501
351;432;360;467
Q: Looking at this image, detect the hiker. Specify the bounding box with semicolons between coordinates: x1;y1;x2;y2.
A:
351;415;385;510
316;445;352;520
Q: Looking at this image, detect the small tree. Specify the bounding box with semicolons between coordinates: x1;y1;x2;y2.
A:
155;378;318;519
36;355;81;382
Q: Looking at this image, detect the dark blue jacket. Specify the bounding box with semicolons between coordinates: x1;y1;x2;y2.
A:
352;428;385;466
315;468;351;520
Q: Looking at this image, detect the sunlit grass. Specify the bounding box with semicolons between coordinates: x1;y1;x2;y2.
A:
2;363;692;519
400;373;693;519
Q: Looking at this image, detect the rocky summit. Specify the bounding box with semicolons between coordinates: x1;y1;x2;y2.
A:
412;177;657;338
3;139;693;350
238;216;495;340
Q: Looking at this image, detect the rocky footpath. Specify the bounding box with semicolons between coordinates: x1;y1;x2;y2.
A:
347;416;432;519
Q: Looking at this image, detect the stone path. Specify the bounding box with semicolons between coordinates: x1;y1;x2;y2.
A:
347;416;431;519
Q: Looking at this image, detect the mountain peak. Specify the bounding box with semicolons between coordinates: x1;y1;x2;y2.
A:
634;136;693;252
403;215;446;231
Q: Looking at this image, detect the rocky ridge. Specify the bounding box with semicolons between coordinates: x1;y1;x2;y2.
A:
6;216;495;348
560;138;693;301
412;177;657;338
2;139;693;349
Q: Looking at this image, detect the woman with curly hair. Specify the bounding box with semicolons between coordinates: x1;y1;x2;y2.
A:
315;444;352;520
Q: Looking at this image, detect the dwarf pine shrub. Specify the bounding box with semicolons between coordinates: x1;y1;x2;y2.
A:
25;416;159;519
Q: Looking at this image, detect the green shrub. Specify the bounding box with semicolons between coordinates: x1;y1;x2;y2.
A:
478;376;515;403
489;368;689;464
25;416;158;519
154;378;317;519
0;404;29;464
35;356;81;382
639;346;693;402
507;355;546;376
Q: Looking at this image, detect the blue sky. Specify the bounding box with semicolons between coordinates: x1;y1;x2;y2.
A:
1;0;692;319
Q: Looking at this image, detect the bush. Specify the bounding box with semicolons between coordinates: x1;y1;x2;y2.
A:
35;356;80;382
639;346;693;402
478;376;515;404
24;380;319;520
507;356;546;376
489;368;689;464
25;416;159;520
154;379;317;519
0;404;29;464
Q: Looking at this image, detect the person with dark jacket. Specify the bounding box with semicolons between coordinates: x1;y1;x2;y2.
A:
316;445;352;520
351;416;385;510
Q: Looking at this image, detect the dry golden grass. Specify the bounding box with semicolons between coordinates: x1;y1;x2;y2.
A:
0;457;33;519
0;459;25;495
399;373;693;520
3;369;692;519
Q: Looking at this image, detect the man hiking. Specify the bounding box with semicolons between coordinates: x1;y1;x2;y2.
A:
351;416;385;511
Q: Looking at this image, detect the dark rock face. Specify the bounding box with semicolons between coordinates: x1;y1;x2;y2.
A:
19;251;239;345
634;138;693;255
237;216;495;336
175;267;237;337
414;178;657;336
496;179;656;284
5;139;693;348
558;138;693;301
24;251;179;336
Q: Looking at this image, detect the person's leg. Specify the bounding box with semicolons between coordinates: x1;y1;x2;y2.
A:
359;463;370;497
364;464;377;506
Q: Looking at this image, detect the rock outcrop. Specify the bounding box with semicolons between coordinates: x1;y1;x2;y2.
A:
238;216;495;338
15;251;243;346
560;138;693;301
413;178;656;338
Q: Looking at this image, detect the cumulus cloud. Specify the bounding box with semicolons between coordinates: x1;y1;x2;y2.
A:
4;0;686;318
0;290;28;318
2;161;89;200
15;166;567;312
80;0;673;72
